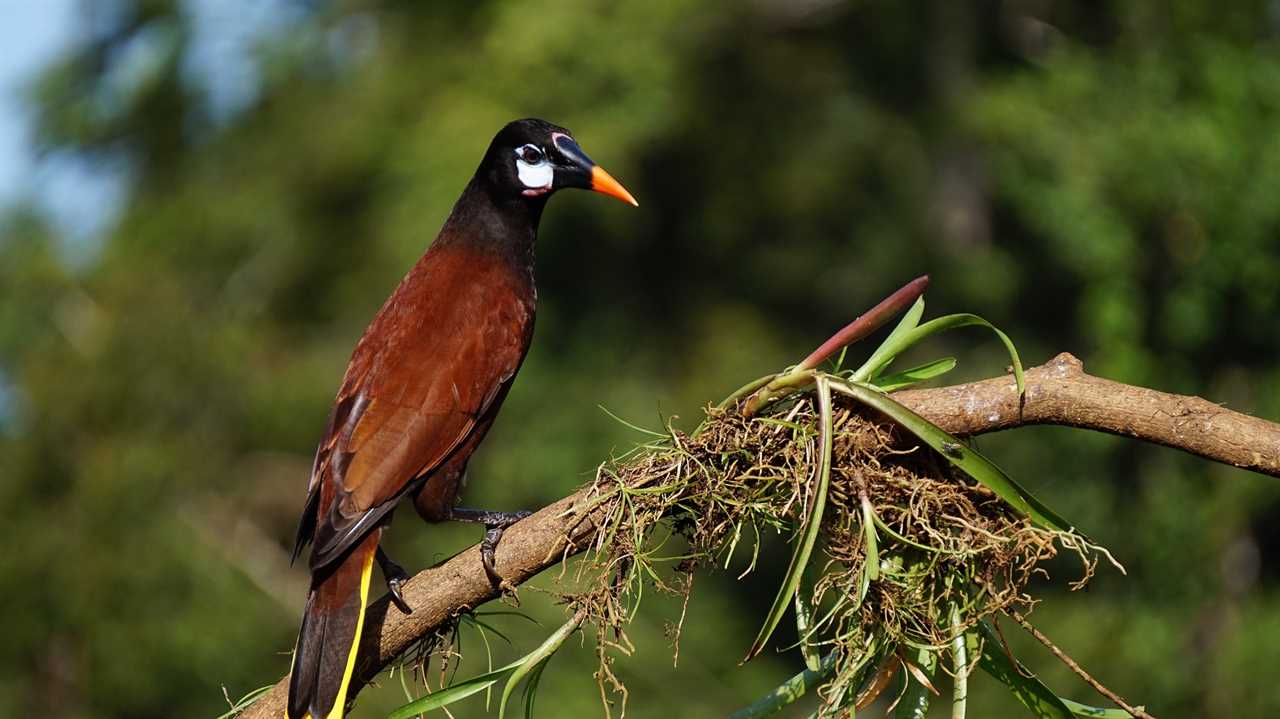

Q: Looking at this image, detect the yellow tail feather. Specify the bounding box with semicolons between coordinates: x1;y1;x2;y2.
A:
289;549;375;719
328;548;374;719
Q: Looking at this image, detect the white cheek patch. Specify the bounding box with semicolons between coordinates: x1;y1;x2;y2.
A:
516;158;554;189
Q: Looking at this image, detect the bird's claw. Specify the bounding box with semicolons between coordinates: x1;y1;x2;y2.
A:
451;506;533;589
481;529;522;603
376;547;414;615
497;578;520;603
387;575;413;615
480;525;506;587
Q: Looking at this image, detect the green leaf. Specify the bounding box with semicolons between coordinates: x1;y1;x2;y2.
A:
215;684;273;719
465;615;515;647
498;610;583;719
522;660;548;719
1060;699;1132;719
386;611;582;719
716;373;777;411
970;620;1072;719
952;607;969;719
744;376;835;662
861;494;881;584
859;296;925;381
882;295;927;358
728;653;838;719
598;404;667;436
794;581;821;672
853;312;1024;396
871;357;958;391
828;379;1074;533
385;660;523;719
892;648;939;719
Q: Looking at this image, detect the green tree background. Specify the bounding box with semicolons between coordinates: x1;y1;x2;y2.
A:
3;1;1280;717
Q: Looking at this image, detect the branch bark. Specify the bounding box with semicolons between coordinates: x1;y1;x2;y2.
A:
238;352;1280;718
893;352;1280;476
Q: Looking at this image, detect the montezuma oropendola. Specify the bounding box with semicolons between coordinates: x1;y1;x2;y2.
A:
286;118;637;719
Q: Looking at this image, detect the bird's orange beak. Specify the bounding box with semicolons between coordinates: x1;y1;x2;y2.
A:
590;165;639;207
550;132;639;207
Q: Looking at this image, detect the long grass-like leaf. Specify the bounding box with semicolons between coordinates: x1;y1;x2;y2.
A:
466;616;516;647
497;610;584;719
861;494;881;583
854;296;925;382
216;684;273;719
385;611;583;719
598;404;667;437
716;374;777;411
728;653;838;719
795;582;822;672
871;357;957;392
385;660;523;719
522;659;548;719
828;379;1074;533
852;312;1025;395
970;620;1072;719
952;608;969;719
460;614;498;708
1060;699;1132;719
744;376;835;662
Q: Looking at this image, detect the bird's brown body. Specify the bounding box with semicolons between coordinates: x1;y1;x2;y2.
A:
303;186;538;564
286;119;636;719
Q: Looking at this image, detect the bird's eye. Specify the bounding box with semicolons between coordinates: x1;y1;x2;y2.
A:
518;145;544;164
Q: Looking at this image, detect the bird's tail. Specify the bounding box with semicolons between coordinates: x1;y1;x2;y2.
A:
286;529;380;719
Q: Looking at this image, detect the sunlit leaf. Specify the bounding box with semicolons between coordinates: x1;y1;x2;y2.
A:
872;357;958;392
385;660;523;719
859;296;925;381
385;611;582;719
498;610;583;719
853;311;1024;396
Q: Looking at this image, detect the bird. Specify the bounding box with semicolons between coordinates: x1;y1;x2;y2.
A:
285;118;637;719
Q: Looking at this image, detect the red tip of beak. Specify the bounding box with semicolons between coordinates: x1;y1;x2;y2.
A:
590;165;639;207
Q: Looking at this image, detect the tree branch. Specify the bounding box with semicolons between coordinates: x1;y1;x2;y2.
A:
237;352;1280;718
893;352;1280;476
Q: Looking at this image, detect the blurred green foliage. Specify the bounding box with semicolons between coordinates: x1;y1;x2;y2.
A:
2;1;1280;717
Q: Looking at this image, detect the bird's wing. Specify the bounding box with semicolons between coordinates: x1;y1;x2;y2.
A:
295;248;533;570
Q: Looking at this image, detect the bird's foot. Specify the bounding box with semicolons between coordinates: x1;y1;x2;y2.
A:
450;507;534;588
497;577;521;605
376;547;413;615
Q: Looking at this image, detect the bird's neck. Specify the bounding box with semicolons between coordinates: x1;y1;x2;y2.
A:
437;177;546;268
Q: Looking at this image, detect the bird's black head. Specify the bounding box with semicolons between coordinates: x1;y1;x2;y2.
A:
477;118;637;207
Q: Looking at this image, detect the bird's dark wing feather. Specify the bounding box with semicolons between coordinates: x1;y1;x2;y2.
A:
295;244;534;571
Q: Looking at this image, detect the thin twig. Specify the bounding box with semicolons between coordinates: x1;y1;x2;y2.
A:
1006;610;1157;719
